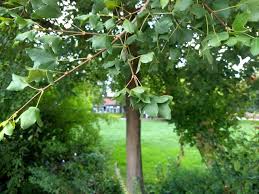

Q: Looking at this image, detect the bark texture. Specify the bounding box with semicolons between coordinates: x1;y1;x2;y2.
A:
126;98;144;194
125;54;144;193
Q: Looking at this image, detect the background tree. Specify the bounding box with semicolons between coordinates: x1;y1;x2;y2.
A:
0;0;258;193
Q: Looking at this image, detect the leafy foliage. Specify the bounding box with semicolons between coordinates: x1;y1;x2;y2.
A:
0;0;258;140
211;128;259;193
148;161;224;194
18;107;43;129
147;126;258;194
0;0;258;192
0;85;121;194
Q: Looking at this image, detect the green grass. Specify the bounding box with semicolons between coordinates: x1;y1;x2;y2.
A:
99;119;204;183
237;120;259;130
99;119;259;183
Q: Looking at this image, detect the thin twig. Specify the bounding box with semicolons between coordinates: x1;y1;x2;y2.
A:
36;27;115;37
203;3;228;29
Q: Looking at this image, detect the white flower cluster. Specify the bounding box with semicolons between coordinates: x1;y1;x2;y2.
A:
47;0;78;29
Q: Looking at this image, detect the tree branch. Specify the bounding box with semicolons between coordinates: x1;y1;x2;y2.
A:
203;3;228;29
2;0;151;126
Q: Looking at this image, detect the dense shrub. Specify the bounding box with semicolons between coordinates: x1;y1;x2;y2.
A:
0;85;121;194
148;126;259;194
211;128;259;194
147;161;224;194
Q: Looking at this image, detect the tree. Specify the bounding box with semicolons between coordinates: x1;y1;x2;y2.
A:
0;0;258;193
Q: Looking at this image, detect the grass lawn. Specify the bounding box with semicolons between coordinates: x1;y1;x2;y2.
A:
99;119;203;183
99;119;259;183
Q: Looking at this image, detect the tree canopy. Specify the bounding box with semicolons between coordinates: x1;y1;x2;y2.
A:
0;0;258;193
0;0;258;139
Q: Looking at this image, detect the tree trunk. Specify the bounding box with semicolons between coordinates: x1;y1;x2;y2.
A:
195;132;216;167
125;58;144;194
126;98;144;194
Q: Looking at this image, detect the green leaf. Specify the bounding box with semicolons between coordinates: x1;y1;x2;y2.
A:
123;19;136;33
154;95;171;103
139;52;154;63
216;32;229;41
104;0;119;9
125;35;137;45
208;39;221;47
191;4;206;19
235;35;251;46
174;0;193;12
232;12;250;32
160;0;169;9
170;48;181;61
104;18;115;30
92;35;112;50
7;74;29;91
26;68;47;83
46;71;54;84
201;41;213;64
225;37;238;46
131;86;145;94
233;161;241;171
240;0;259;8
155;17;173;34
26;48;57;69
212;0;230;19
158;102;171;119
140;96;151;103
3;122;15;136
120;48;128;61
103;61;115;69
18;107;43;129
103;60;120;75
38;35;62;54
225;35;251;47
15;30;35;41
250;38;259;56
74;14;90;25
137;52;154;73
89;15;101;29
143;102;159;117
239;0;259;21
31;0;61;18
0;130;4;141
208;32;229;47
14;16;35;29
114;88;128;98
108;67;120;75
248;11;259;22
0;7;8;16
75;14;90;21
